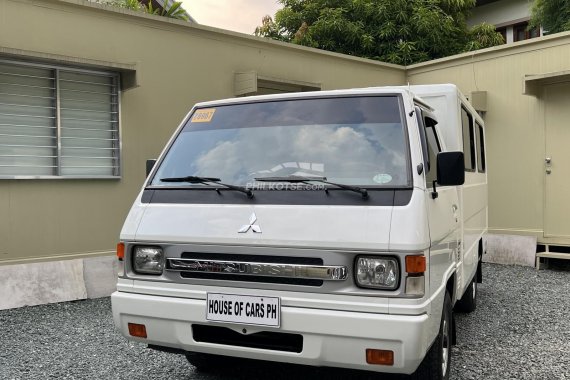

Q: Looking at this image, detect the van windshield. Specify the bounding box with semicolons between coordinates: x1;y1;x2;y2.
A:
150;96;410;188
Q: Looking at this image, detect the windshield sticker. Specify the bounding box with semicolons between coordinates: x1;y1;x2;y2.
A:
373;174;393;184
191;108;216;123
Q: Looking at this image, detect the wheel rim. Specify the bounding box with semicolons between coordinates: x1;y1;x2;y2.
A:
441;316;450;377
472;279;477;300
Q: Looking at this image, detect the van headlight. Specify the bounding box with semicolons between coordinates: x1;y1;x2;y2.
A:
355;256;399;290
133;246;164;275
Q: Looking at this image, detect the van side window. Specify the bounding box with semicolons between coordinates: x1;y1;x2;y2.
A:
461;106;476;171
416;108;429;172
424;118;441;184
476;122;486;172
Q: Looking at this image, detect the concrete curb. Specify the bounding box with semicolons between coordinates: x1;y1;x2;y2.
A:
0;256;117;310
483;234;537;267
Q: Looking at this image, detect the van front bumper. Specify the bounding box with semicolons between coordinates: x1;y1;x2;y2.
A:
111;291;431;374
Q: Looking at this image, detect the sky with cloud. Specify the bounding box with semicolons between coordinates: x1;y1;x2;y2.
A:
180;0;282;34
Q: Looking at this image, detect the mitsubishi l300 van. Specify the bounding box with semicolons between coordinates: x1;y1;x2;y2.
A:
112;84;487;380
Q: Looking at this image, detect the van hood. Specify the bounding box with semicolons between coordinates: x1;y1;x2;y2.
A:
124;202;393;251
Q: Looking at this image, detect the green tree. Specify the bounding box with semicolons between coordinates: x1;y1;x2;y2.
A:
143;0;189;21
255;0;503;65
530;0;570;34
92;0;189;21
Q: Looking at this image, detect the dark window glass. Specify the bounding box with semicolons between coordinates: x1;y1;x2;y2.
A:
514;24;526;42
416;108;429;171
461;106;476;171
476;123;486;173
513;22;540;42
151;96;410;188
425;119;441;185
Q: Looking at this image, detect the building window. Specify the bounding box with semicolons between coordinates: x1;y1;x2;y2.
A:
234;72;320;97
513;22;540;42
0;60;120;178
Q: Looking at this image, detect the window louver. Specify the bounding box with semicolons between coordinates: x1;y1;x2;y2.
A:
0;60;120;178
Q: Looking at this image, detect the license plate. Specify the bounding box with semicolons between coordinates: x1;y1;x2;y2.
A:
206;293;280;327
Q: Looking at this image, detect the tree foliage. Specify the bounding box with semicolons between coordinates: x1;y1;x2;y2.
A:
530;0;570;34
255;0;503;65
143;0;189;21
93;0;189;21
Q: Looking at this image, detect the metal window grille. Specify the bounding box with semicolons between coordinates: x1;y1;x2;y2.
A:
0;60;120;178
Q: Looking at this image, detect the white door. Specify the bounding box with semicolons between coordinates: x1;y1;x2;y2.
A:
544;83;570;238
422;115;461;300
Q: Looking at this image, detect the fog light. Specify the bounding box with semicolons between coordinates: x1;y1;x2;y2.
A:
366;349;394;365
406;275;425;296
355;256;399;290
128;323;147;338
133;246;164;275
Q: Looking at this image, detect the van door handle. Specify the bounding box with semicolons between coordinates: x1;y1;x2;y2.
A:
452;205;458;213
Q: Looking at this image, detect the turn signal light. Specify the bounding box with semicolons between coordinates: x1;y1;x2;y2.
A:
405;255;426;274
366;349;394;366
128;323;147;338
116;243;125;261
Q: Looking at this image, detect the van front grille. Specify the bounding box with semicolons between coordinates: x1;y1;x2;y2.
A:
180;252;323;265
177;252;324;286
192;324;303;353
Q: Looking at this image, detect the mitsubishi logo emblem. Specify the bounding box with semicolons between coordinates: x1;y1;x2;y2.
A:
238;212;262;233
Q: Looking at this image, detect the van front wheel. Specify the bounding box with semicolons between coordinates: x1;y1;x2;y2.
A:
455;273;477;313
411;292;452;380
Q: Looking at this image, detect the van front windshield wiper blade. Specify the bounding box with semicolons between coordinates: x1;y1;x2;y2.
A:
254;175;368;199
160;176;254;198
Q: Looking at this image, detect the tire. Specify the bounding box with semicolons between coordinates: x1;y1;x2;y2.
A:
411;292;452;380
455;272;477;313
477;242;483;284
476;258;483;283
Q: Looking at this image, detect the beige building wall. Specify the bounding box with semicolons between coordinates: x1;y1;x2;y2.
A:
408;33;570;246
3;0;570;309
0;0;405;266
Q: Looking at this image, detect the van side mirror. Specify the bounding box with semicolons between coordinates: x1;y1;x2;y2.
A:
146;159;157;177
437;152;465;186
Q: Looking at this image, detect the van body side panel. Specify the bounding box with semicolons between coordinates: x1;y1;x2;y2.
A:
457;94;488;298
461;181;487;284
411;84;488;300
425;182;459;329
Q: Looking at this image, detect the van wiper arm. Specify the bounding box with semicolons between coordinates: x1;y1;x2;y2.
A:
254;175;368;199
160;176;254;198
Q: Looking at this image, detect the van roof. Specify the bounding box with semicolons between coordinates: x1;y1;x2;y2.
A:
193;84;460;108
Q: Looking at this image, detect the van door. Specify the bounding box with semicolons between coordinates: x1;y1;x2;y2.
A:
419;112;461;301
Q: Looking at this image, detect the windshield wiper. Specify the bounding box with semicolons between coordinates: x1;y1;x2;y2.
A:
160;176;254;198
254;175;368;199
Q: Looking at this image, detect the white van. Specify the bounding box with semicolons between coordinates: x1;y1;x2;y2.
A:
112;84;487;380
